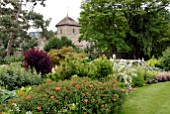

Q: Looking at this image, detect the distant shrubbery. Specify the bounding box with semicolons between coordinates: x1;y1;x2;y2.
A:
44;36;74;52
48;46;86;65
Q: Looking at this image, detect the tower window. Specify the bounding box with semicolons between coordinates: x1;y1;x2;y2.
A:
60;29;62;34
73;29;75;34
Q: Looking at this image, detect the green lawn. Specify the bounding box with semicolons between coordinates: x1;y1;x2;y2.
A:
120;82;170;114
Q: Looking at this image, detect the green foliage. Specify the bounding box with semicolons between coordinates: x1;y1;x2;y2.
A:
0;88;18;112
0;63;42;90
0;55;23;65
160;47;170;71
57;55;113;80
48;46;86;65
44;36;74;52
79;0;170;58
8;77;126;113
146;56;161;67
112;60;146;87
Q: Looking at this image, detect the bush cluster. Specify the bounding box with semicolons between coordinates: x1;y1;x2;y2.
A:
48;46;86;65
56;55;113;80
146;72;170;84
0;63;42;90
0;55;23;65
9;77;126;114
44;36;74;52
160;47;170;71
24;49;53;75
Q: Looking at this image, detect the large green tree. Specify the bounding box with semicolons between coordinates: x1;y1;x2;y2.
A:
0;0;48;57
79;0;170;59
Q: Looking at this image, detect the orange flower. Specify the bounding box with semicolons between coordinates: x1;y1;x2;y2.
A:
46;79;52;83
114;94;119;98
12;99;16;103
56;100;59;103
50;96;54;99
76;84;80;89
55;86;61;91
88;93;92;97
82;93;85;97
113;79;117;83
112;98;117;102
84;112;87;114
84;99;88;104
26;95;31;101
101;104;105;108
89;84;93;89
101;94;105;97
70;81;74;85
113;84;117;87
36;106;41;111
37;85;43;89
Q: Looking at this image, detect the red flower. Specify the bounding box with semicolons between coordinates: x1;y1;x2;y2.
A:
26;95;31;101
36;106;41;111
55;87;61;91
46;79;52;83
76;84;80;89
89;84;93;89
50;96;54;99
84;99;88;104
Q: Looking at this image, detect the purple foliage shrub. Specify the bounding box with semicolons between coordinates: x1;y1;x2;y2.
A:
24;49;53;75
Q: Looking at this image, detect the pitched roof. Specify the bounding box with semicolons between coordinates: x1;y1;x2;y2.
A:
55;16;80;27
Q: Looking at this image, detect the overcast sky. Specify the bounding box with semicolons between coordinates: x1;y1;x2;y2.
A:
31;0;82;31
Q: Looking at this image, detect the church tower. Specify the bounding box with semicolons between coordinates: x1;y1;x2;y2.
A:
55;15;86;48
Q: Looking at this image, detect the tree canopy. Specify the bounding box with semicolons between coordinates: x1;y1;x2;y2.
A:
0;0;49;57
79;0;170;59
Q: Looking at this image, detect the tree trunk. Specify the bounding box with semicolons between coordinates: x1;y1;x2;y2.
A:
6;0;22;57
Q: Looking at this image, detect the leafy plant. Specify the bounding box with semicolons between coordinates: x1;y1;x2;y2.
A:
24;49;53;75
0;63;42;90
159;47;170;71
8;77;126;113
57;55;113;80
44;36;74;52
48;46;86;65
146;56;161;67
112;60;146;87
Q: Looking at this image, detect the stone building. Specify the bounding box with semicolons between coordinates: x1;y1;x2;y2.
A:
55;15;87;49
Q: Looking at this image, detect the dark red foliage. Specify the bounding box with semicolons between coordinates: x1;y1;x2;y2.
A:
24;49;53;75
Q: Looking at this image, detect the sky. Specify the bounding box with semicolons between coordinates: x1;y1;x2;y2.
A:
30;0;82;31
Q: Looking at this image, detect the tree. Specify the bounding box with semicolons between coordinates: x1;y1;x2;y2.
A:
79;0;170;59
0;0;47;57
79;0;130;57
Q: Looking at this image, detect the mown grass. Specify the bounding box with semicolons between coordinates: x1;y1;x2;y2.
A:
120;82;170;114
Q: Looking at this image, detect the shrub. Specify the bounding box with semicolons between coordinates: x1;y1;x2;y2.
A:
44;36;73;52
0;63;42;90
24;49;53;75
0;55;23;65
8;77;126;114
146;56;160;67
57;55;113;80
48;46;86;65
112;60;146;87
160;47;170;71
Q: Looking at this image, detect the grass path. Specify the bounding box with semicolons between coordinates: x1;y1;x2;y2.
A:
120;82;170;114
